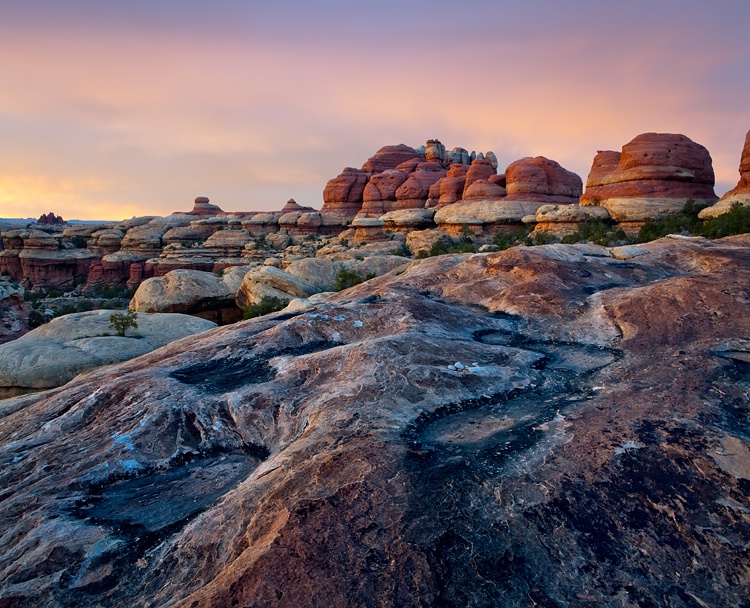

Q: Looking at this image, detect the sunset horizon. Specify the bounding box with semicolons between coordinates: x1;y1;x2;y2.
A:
1;0;749;221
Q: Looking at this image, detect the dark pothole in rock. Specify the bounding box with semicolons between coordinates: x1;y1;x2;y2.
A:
72;446;266;542
169;339;343;393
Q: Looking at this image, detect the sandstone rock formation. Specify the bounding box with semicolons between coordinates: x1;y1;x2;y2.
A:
130;269;243;324
700;129;750;219
505;156;582;204
321;168;370;220
0;236;748;607
0;310;215;389
36;212;65;225
361;144;422;173
581;133;719;222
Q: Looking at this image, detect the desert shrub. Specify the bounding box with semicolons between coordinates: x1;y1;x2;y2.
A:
109;310;139;336
389;243;411;257
339;238;349;247
562;219;630;246
493;229;530;250
27;309;45;328
243;296;286;319
429;240;449;256
637;200;706;242
334;268;375;291
90;284;132;299
701;202;750;238
70;236;88;249
254;234;266;248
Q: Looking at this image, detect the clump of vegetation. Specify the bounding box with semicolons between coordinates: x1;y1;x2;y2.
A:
27;309;45;328
254;234;267;249
701;202;750;238
493;228;530;250
636;200;706;242
562;219;630;246
69;236;88;249
243;296;286;319
109;310;139;336
334;268;376;291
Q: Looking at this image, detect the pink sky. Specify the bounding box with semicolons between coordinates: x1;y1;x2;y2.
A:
1;1;748;220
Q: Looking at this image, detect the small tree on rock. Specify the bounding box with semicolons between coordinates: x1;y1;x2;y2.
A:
109;310;138;337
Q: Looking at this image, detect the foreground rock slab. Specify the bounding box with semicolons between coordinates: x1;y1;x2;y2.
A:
0;236;749;607
0;310;216;389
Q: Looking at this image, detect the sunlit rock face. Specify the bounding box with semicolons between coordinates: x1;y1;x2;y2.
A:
581;133;719;223
700;128;750;219
1;235;750;607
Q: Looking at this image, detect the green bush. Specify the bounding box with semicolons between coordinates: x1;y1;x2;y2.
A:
70;236;88;249
334;268;375;291
27;309;45;328
109;310;138;336
493;229;530;250
702;202;750;238
243;296;286;319
636;200;706;242
562;219;630;246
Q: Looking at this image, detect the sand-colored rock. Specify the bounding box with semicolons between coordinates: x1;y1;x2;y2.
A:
130;269;242;324
435;199;547;226
0;310;215;388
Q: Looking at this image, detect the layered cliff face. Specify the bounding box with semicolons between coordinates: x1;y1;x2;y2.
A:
1;235;749;607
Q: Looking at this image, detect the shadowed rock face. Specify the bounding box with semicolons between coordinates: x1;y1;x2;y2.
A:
1;236;749;607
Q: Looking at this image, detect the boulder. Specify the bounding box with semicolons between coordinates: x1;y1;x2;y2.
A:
699;129;750;219
406;228;454;257
581;133;719;221
0;310;215;388
236;265;320;309
379;208;436;231
130;269;242;324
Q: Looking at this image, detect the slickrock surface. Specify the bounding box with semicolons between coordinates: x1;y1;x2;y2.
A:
1;235;749;607
0;310;216;389
700;129;750;219
582;133;719;220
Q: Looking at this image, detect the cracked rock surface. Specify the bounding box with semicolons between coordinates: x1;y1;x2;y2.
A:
1;235;749;607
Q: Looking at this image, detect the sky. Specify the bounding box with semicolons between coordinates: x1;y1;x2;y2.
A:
0;0;748;221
